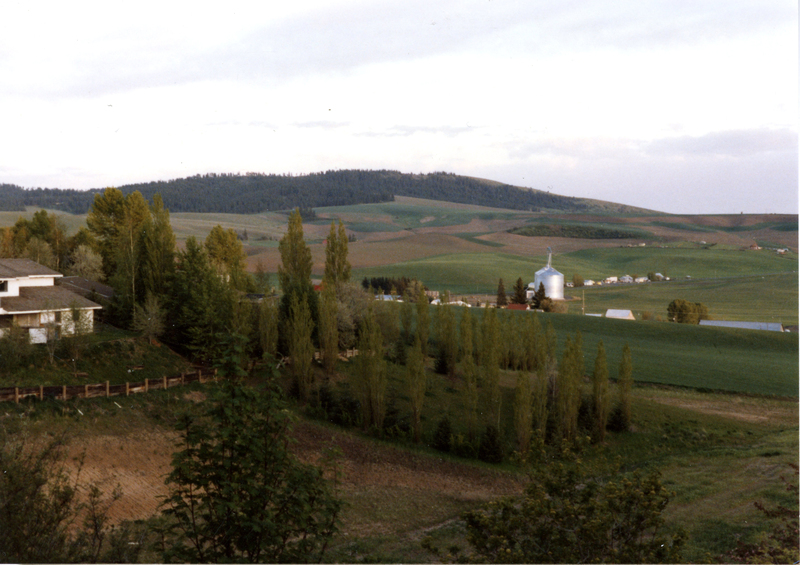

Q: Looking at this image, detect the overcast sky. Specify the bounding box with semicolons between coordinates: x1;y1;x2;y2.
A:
1;1;797;214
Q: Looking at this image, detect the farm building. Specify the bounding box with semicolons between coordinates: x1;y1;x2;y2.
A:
619;275;634;283
699;320;784;332
527;247;564;301
0;259;101;343
606;309;636;320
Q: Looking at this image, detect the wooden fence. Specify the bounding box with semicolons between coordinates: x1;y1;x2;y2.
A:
0;368;217;404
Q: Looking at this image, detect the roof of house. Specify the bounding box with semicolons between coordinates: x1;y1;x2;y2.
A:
506;304;529;311
0;286;101;314
59;276;114;300
699;320;784;332
0;258;62;279
606;309;635;320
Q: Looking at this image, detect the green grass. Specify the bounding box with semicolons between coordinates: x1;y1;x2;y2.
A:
525;311;798;397
579;273;798;325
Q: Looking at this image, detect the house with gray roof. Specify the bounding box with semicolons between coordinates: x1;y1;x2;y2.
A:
0;259;102;343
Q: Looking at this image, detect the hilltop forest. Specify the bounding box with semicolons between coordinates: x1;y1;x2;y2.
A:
0;170;642;215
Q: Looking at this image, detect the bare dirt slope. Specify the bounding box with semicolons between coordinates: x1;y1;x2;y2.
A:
65;418;525;532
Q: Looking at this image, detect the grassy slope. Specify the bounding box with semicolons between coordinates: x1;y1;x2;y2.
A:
534;311;798;397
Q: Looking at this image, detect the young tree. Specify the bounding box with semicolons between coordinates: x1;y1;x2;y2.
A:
133;292;166;345
289;293;315;402
572;273;584;287
162;379;341;563
511;277;527;304
109;191;150;325
591;340;610;443
495;278;507;307
406;335;427;443
68;245;104;281
319;285;339;376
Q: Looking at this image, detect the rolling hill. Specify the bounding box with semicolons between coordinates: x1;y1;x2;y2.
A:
0;170;654;215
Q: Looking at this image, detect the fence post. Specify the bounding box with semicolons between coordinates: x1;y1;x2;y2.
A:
181;373;185;385
39;385;43;401
14;387;19;404
125;382;129;396
106;381;110;397
163;375;167;390
84;384;89;399
145;379;149;392
62;385;67;401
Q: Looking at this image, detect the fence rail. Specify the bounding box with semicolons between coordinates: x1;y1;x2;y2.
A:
0;368;217;404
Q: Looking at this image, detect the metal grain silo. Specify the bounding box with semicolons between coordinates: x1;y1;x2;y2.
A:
533;247;564;300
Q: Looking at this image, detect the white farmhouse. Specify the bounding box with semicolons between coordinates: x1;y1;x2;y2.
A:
0;259;101;343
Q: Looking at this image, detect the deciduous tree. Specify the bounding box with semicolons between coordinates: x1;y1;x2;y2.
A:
162;379;341;563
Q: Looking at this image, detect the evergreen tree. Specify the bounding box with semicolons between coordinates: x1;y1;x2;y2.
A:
496;278;507;307
167;237;235;360
592;340;610;443
86;187;126;280
511;277;527;304
531;282;547;309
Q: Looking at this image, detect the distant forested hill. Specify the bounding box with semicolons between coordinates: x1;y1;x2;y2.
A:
0;170;642;214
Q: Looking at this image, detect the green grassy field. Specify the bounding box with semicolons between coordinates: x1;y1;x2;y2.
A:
532;310;798;397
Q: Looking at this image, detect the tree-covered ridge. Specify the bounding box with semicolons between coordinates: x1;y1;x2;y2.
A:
0;170;623;215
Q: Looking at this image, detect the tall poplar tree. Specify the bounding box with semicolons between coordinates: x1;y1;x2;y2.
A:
415;286;430;357
278;209;317;353
514;371;533;454
139;193;175;299
406;335;426;443
592;340;610;443
86;187;126;280
616;343;633;431
319;285;339;376
353;307;387;430
324;220;351;286
289;293;315;403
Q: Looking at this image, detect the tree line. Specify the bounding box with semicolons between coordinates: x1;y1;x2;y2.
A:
0;170;598;215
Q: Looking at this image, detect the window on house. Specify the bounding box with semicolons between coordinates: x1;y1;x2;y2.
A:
0;281;7;293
